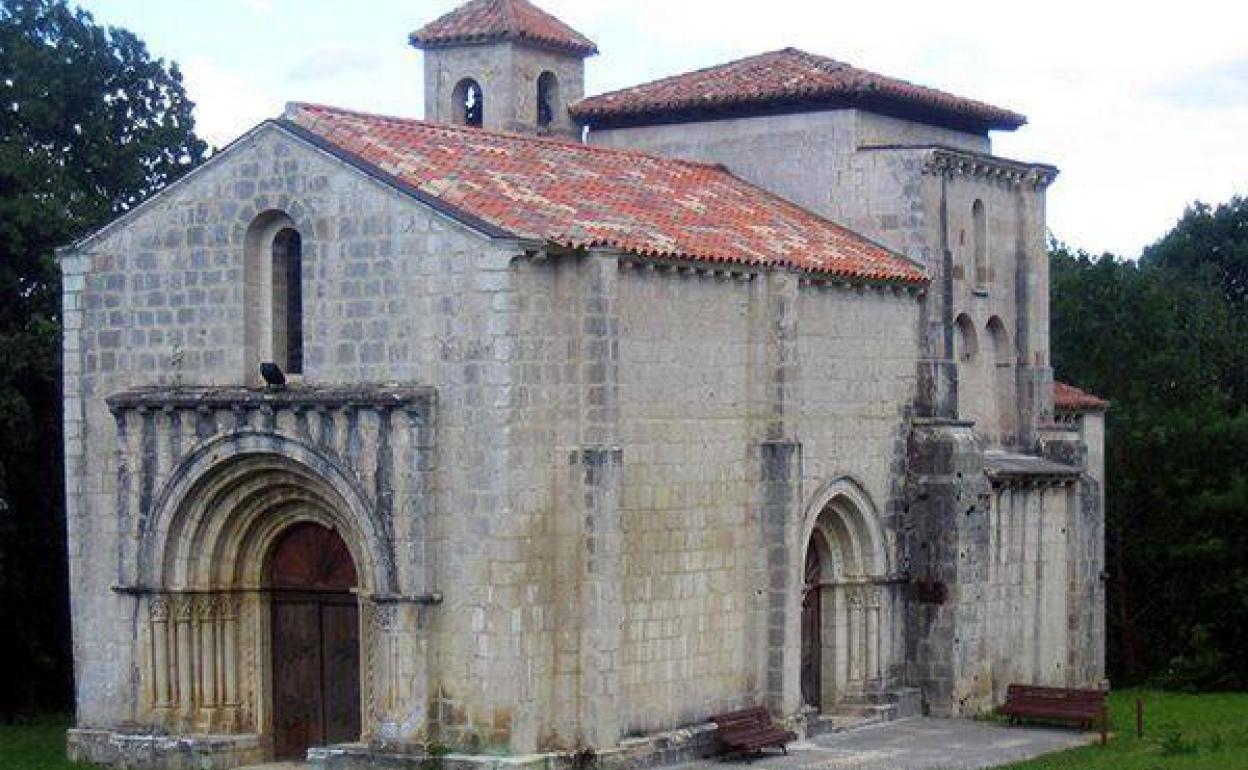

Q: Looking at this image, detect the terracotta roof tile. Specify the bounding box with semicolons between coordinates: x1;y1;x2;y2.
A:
1054;382;1109;412
409;0;597;57
571;48;1024;132
281;103;926;285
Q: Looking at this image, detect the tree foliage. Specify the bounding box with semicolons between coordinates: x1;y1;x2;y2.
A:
1051;197;1248;690
0;0;206;717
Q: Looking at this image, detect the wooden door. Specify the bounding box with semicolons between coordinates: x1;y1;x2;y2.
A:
269;523;360;759
800;543;822;709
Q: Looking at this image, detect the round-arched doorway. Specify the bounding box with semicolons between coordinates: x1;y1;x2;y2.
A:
268;522;361;759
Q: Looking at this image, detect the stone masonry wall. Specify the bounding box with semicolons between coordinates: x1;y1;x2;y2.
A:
608;266;923;732
614;263;755;734
587;110;985;232
61;123;525;750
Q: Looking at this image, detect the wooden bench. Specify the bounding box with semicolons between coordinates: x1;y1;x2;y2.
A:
998;684;1109;742
709;706;796;758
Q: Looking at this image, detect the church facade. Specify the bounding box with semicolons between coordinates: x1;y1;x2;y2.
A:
60;1;1107;768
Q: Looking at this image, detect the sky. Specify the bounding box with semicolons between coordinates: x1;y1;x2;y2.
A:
77;0;1247;259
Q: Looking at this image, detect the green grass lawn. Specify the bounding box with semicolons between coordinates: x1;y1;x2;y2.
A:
0;718;96;770
996;689;1248;770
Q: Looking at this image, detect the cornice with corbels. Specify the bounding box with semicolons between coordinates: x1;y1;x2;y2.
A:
923;148;1059;190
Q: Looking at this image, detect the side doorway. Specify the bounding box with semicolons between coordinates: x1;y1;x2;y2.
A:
800;538;823;709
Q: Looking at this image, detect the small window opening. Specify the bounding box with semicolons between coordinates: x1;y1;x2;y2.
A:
537;71;558;129
272;228;303;375
454;78;483;127
955;313;978;362
972;199;988;286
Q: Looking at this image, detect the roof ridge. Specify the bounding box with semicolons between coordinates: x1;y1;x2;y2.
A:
572;46;1025;131
499;0;521;35
409;0;597;56
285;101;732;170
575;48;813;106
787;47;850;74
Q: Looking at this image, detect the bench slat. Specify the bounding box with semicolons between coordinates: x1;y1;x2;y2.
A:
710;706;794;757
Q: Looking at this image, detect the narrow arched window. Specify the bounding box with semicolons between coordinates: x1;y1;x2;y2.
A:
954;313;978;362
537;71;558;129
271;228;303;375
244;211;303;384
972;199;988;286
453;78;483;127
986;316;1014;443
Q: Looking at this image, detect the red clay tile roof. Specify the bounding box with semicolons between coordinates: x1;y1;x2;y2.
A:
409;0;597;57
1054;382;1109;412
281;102;925;285
571;48;1025;132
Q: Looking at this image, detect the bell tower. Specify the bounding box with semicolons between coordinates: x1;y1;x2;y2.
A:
409;0;597;138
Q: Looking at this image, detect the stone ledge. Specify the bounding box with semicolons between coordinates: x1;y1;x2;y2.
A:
66;729;265;770
309;722;721;770
106;384;436;413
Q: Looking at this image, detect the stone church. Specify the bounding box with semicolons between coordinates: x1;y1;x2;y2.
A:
59;0;1108;767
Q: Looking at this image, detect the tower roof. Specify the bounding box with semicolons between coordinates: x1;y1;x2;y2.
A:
572;47;1025;133
409;0;598;57
279;102;925;285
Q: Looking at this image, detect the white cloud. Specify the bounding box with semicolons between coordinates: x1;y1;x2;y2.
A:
181;57;284;148
553;0;1248;257
177;0;1247;256
287;48;383;83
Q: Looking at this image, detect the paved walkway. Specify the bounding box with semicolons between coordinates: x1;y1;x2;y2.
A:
677;718;1096;770
237;719;1093;770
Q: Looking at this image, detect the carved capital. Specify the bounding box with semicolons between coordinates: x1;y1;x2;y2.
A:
173;595;195;622
149;596;171;621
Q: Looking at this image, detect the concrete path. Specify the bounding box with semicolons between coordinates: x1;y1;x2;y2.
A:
676;718;1097;770
234;719;1092;770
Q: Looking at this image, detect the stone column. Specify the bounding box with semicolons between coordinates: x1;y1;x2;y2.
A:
847;589;863;686
149;596;172;711
221;596;240;731
174;595;195;727
551;251;624;748
571;446;623;747
865;587;881;682
751;271;803;715
906;421;990;716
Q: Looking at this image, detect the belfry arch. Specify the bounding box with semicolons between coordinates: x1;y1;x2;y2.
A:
798;478;893;711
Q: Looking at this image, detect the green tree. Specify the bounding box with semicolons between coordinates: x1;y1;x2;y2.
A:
1050;199;1248;690
0;0;207;716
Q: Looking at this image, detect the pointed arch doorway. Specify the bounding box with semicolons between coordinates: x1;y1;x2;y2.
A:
268;522;362;759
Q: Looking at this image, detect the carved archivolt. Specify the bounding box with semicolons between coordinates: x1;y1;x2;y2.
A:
108;386;437;742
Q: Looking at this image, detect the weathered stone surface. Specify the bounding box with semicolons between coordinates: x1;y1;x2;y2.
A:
58;17;1103;769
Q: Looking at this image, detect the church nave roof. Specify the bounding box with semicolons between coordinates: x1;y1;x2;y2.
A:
281;102;926;285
